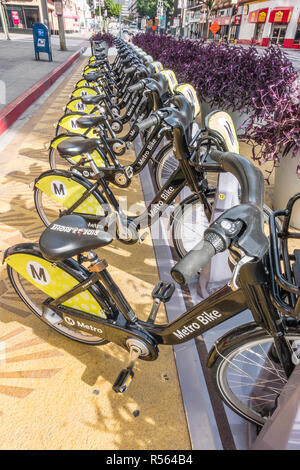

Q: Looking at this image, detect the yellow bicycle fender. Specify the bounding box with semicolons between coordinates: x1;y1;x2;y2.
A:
6;253;105;317
50;135;106;168
58;113;91;134
75;79;99;88
71;87;98;98
65;99;98;114
35;174;105;216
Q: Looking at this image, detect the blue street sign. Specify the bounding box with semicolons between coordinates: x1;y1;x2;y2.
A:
159;16;166;29
33;23;52;62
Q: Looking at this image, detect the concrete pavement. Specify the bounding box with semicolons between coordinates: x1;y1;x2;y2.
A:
0;33;89;111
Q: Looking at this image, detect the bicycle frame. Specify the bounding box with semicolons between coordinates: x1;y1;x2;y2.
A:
38;247;293;377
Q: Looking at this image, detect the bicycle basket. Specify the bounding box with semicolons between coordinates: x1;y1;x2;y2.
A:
269;193;300;318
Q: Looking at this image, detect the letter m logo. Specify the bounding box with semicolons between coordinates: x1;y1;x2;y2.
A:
51;180;66;198
26;261;50;285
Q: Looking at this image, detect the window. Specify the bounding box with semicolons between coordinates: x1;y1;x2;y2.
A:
6;5;39;29
24;7;39;29
6;6;25;29
294;25;300;45
254;23;264;41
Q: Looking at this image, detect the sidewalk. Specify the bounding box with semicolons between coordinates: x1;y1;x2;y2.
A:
0;33;89;111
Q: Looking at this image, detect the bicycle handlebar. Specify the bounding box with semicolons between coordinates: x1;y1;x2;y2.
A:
171;151;268;285
210;149;264;208
135;114;159;132
128;82;144;93
124;65;137;75
171;240;216;285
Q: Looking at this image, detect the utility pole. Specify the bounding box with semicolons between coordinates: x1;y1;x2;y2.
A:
116;0;123;38
54;0;67;50
157;0;164;35
41;0;50;30
0;1;10;40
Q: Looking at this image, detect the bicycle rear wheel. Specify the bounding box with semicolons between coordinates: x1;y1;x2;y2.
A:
212;332;300;426
35;187;68;227
7;265;108;345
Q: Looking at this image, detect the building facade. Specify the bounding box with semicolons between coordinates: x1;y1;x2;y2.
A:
238;0;300;48
181;0;300;49
0;0;83;34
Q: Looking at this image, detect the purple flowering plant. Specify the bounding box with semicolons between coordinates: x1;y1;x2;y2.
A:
90;32;114;48
133;33;300;174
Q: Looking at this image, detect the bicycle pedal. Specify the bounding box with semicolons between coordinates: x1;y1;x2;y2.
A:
152;281;175;303
112;368;134;393
138;231;148;244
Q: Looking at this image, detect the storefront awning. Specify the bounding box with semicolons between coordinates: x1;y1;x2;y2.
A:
248;8;268;23
269;7;293;23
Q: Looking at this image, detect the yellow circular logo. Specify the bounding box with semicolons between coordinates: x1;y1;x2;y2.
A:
219;194;225;200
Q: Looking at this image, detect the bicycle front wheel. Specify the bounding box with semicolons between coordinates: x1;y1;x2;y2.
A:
212;332;300;426
172;195;214;258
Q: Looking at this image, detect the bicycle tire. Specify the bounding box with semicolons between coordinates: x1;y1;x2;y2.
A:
153;144;178;192
7;264;108;346
49;147;74;171
211;331;300;426
172;195;214;259
34;171;108;227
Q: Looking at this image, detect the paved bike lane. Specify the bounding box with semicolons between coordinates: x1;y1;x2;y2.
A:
0;56;191;450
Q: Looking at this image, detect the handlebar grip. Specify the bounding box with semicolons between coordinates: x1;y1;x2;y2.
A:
171;240;216;285
128;82;144;93
135;115;159;132
124;65;137;75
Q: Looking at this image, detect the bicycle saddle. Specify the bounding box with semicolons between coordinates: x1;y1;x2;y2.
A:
81;94;106;105
92;60;106;67
57;136;99;157
39;215;113;262
84;71;102;82
76;114;106;128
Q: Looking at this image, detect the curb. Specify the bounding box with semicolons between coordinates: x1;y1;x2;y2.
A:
0;47;86;136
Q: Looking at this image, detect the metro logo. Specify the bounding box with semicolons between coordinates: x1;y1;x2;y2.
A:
51;180;67;198
26;261;50;286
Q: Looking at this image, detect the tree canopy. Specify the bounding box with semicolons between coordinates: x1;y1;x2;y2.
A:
136;0;174;20
96;0;121;18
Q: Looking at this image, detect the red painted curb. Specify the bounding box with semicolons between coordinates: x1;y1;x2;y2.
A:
0;48;83;136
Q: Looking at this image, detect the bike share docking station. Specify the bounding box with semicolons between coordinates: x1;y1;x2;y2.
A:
134;123;256;450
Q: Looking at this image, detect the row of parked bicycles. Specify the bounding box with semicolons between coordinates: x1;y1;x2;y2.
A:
3;37;300;428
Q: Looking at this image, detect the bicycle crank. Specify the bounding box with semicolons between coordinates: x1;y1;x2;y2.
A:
113;339;150;393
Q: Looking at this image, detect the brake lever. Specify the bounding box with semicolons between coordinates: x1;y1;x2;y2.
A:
157;126;172;138
228;252;255;291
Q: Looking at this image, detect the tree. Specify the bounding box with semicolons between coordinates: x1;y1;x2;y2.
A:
202;0;217;38
136;0;174;22
96;0;121;18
